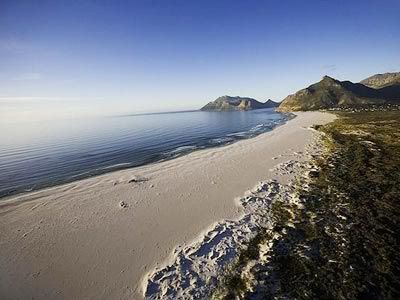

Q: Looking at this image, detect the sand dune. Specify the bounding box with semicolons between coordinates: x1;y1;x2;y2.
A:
0;112;335;299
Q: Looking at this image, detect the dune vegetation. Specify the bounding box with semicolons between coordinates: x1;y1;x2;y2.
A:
212;111;400;299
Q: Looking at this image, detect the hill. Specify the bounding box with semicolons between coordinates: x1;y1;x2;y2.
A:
277;75;399;112
360;72;400;88
201;96;279;111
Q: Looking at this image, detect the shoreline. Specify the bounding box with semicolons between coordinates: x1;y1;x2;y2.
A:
0;112;335;299
0;110;293;200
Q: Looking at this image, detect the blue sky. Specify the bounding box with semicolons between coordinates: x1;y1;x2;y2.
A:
1;0;399;120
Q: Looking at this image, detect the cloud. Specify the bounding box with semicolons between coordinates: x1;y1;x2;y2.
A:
0;39;35;53
0;96;76;104
0;96;106;103
12;72;42;81
321;64;337;72
0;96;113;123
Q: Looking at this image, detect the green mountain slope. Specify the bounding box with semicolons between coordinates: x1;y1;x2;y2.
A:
277;75;399;112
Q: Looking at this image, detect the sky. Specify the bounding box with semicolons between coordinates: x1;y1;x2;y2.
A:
1;0;400;121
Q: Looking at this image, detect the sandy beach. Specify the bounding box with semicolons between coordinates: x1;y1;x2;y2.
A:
0;111;335;299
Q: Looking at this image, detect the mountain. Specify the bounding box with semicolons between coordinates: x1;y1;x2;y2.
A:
360;72;400;88
264;99;280;108
200;96;279;111
277;75;400;112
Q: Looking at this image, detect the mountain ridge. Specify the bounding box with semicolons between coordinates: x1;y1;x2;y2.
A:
277;73;400;112
360;72;400;88
201;96;279;111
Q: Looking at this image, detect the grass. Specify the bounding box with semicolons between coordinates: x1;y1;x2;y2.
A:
212;111;400;299
211;228;273;299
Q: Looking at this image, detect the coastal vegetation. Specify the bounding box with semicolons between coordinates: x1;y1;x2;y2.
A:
212;111;400;299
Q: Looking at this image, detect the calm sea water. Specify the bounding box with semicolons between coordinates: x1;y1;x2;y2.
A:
0;108;291;198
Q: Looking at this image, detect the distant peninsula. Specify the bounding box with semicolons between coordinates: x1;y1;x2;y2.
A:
277;72;400;112
201;96;279;111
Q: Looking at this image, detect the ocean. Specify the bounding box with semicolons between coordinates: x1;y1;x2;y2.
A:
0;108;292;198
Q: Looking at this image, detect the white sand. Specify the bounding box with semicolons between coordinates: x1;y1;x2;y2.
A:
0;112;335;299
145;179;293;299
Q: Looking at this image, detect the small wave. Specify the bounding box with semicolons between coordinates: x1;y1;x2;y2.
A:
67;162;133;179
248;123;272;133
226;131;249;138
162;145;199;157
100;162;132;170
226;122;277;138
69;170;93;179
250;123;265;130
209;137;235;145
